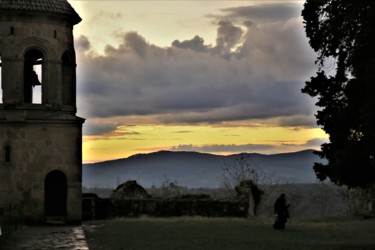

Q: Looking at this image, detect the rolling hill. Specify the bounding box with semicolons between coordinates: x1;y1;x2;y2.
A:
83;150;324;188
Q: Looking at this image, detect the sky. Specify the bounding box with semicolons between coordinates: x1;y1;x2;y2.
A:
67;0;328;163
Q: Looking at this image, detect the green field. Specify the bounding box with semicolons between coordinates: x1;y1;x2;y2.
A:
83;217;375;250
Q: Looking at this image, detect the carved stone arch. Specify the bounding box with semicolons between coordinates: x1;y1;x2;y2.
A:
17;38;57;104
62;49;75;64
60;43;76;63
0;39;11;58
16;37;56;61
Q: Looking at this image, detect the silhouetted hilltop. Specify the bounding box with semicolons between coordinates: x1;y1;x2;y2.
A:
83;150;323;188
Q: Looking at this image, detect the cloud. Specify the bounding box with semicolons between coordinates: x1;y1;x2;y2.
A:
97;11;123;20
219;3;302;23
173;137;329;155
122;32;149;58
172;20;244;56
84;123;117;136
83;120;119;136
172;36;208;53
277;115;317;128
303;138;329;147
83;122;141;138
215;20;244;52
76;4;317;135
170;143;275;153
76;35;91;51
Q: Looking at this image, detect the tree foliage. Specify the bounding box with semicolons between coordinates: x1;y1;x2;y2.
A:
302;0;375;188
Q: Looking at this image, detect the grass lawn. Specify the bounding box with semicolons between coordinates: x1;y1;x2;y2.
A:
83;217;375;250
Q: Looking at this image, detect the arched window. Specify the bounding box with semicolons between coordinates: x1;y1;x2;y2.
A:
24;49;43;104
62;51;76;106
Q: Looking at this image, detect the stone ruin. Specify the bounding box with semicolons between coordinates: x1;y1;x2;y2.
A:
111;180;150;200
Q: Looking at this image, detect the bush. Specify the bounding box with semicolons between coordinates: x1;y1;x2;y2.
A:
111;198;248;218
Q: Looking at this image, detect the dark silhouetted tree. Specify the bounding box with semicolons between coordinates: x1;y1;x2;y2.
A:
301;0;375;188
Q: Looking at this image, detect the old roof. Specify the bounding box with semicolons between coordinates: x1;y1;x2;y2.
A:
0;0;81;24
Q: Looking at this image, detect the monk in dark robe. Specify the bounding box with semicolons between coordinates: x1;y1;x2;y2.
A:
273;193;290;229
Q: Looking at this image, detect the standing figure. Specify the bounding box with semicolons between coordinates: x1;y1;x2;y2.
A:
273;193;290;229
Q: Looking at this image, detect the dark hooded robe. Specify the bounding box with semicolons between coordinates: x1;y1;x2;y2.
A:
273;194;289;229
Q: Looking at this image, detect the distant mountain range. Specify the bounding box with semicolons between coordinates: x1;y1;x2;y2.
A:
83;150;324;189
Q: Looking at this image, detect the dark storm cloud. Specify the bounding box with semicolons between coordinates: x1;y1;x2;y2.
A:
76;9;317;134
84;120;118;136
277;115;317;128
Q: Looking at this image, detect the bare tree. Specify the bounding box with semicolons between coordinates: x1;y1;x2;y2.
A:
221;155;278;217
221;155;270;192
159;175;181;198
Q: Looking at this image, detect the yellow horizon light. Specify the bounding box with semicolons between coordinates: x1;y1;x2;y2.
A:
82;124;327;163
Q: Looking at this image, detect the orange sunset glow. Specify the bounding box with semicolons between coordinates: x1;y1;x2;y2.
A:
68;1;328;163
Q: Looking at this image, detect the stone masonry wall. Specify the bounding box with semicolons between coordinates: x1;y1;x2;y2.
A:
0;121;82;223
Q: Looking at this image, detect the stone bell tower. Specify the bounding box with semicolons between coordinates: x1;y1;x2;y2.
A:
0;0;84;224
